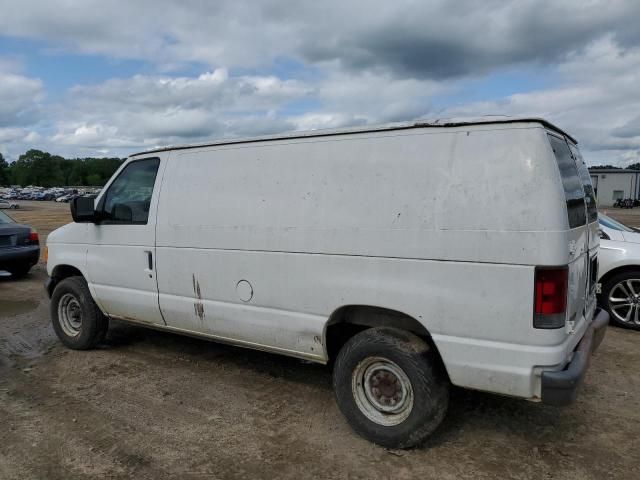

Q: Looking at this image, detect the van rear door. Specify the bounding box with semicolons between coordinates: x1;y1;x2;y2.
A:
569;142;599;317
547;133;592;332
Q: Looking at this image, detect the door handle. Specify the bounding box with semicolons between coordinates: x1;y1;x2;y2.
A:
145;250;153;270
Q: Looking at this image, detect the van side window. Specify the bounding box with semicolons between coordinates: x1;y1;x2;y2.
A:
100;158;160;225
568;144;598;223
548;134;586;229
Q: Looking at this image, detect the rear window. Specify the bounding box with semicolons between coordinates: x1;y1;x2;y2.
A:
569;143;598;223
0;210;15;224
548;134;586;228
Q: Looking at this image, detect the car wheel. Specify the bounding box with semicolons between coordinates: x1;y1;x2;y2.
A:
599;271;640;330
333;327;449;448
50;276;109;349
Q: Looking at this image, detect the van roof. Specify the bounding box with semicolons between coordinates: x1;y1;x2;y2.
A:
130;116;576;157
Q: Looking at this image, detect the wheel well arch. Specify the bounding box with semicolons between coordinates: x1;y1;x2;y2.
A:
47;264;84;296
599;265;640;293
324;305;438;363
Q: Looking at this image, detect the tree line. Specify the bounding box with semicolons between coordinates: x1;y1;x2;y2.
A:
0;150;125;187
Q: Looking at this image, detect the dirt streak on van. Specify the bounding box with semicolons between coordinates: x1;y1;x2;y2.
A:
192;274;205;322
45;116;608;448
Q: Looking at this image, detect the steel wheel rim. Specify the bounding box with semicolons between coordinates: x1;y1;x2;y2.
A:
608;279;640;325
351;356;414;426
58;293;83;337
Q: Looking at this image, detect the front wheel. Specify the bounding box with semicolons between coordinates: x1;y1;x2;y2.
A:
599;271;640;330
333;327;449;448
51;276;109;349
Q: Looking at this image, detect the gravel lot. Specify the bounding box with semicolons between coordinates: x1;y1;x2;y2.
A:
1;201;639;479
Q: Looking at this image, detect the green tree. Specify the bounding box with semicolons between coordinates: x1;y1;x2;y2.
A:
10;150;64;187
86;173;102;186
59;159;75;185
0;152;9;186
6;150;124;187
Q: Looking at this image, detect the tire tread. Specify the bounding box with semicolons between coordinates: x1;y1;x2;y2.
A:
333;327;449;448
51;276;109;349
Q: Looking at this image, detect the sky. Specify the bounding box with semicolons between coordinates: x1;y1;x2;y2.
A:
1;0;640;166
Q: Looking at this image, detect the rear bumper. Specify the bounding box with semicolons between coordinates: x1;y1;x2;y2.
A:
540;308;609;406
0;245;40;268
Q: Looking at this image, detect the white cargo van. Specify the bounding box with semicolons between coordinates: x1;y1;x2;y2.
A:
46;117;608;448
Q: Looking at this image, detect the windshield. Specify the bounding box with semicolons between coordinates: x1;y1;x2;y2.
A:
0;210;15;224
599;214;635;232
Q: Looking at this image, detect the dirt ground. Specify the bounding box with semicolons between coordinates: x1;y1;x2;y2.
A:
1;201;639;479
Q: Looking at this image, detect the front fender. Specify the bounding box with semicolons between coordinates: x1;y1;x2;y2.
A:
46;223;93;298
599;240;640;279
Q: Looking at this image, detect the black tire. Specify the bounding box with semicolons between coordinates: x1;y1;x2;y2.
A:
50;276;109;349
599;270;640;330
333;327;449;448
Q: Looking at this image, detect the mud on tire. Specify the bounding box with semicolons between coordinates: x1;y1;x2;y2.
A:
333;327;449;449
50;276;109;350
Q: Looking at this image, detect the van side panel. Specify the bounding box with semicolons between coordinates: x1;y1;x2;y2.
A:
158;127;568;264
154;125;573;398
155;248;537;357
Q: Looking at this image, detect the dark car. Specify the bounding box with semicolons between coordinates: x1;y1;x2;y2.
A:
0;209;40;277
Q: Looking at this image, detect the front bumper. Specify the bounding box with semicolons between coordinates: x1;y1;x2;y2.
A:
541;308;609;406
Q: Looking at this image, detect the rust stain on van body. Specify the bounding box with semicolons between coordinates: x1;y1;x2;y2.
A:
192;274;205;322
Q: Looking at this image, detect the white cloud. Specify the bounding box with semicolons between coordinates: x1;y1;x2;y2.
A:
1;1;639;77
48;69;312;151
0;72;43;127
0;128;43;161
0;128;29;143
442;36;640;165
0;1;639;167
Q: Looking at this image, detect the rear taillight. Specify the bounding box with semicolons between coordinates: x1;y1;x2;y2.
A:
28;229;39;245
534;267;568;329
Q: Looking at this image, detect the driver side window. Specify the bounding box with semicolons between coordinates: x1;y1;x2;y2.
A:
100;158;160;225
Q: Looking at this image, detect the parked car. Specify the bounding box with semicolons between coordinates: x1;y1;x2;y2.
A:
613;198;635;209
0;209;40;277
0;200;19;209
597;213;640;330
45;117;607;448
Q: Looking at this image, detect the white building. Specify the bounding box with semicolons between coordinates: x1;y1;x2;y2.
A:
589;168;640;207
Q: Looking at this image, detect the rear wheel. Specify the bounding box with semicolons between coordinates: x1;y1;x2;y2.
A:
51;276;109;349
599;270;640;330
333;327;449;448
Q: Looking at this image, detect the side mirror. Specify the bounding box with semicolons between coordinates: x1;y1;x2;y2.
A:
71;196;96;223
